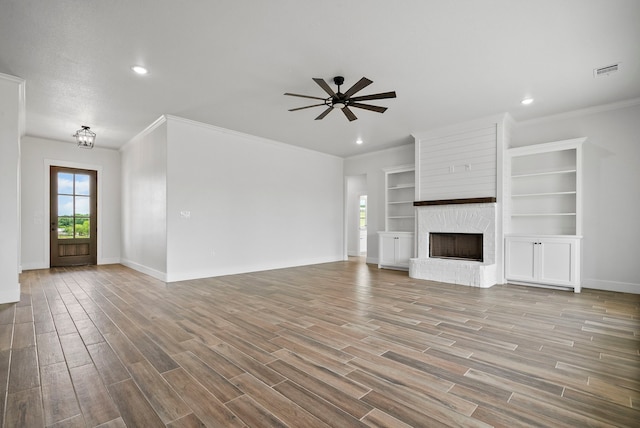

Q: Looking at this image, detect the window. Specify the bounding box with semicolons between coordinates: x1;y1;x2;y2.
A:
359;195;367;229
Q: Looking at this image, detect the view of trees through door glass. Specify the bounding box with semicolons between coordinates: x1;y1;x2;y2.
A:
57;172;91;239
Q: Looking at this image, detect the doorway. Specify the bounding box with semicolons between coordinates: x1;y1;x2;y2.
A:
345;174;368;260
50;166;97;266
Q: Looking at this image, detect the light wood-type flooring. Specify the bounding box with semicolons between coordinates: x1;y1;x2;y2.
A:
2;260;639;427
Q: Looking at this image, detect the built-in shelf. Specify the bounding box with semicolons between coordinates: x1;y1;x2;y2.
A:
507;138;584;236
512;191;576;198
505;138;585;292
384;165;416;233
512;169;576;179
512;213;576;217
381;165;415;270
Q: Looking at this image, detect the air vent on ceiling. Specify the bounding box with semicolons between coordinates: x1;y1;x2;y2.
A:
594;63;620;77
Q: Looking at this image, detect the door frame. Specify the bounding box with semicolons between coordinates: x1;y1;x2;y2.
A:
344;174;369;261
44;159;104;268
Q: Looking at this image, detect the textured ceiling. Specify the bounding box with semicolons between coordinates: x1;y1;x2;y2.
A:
1;0;639;157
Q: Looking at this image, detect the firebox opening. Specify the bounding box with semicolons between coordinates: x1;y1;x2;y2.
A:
429;232;483;262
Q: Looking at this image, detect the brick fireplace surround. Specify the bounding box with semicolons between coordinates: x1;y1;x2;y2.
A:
409;199;498;287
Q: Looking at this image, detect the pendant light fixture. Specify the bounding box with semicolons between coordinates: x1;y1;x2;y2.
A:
74;125;96;149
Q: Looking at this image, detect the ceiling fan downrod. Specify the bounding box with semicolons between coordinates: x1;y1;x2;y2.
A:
332;76;346;108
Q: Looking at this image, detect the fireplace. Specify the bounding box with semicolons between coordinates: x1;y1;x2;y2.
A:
409;200;497;287
429;233;483;262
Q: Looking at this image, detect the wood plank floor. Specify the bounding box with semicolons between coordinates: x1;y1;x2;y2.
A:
2;259;639;427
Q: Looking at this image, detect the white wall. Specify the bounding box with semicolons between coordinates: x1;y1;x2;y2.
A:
0;73;23;304
120;119;168;279
20;136;122;269
344;144;415;264
346;175;367;256
512;100;640;293
161;116;343;281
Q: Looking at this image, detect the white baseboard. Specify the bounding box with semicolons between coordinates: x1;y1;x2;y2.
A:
582;278;640;294
21;262;49;271
98;257;121;265
165;256;344;283
120;259;168;282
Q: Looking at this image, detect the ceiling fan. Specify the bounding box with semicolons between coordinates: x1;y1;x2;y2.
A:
284;76;396;121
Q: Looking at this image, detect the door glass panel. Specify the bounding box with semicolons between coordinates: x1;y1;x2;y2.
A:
75;196;90;215
75;217;90;238
58;216;74;239
58;173;74;194
58;195;73;216
75;174;90;195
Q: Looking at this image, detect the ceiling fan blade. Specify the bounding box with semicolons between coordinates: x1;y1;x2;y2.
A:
342;106;358;121
288;103;327;112
312;78;337;97
349;91;397;102
284;92;327;101
349;102;388;113
315;107;333;120
343;77;373;98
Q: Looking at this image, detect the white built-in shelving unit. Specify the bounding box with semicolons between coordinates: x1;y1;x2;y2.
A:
378;165;415;270
505;137;585;292
384;166;415;232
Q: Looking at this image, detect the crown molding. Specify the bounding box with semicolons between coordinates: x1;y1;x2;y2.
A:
345;142;414;161
119;115;168;152
164;115;343;160
517;97;640;127
0;72;26;137
0;72;25;85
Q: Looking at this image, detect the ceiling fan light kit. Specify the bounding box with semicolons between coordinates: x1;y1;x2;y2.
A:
285;76;396;121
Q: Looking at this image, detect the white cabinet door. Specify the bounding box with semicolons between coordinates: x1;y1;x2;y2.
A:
505;235;581;292
539;239;578;287
378;232;414;269
505;237;536;282
379;234;397;266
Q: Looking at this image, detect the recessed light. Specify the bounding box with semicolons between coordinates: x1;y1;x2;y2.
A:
521;97;534;105
131;65;149;75
356;139;363;145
